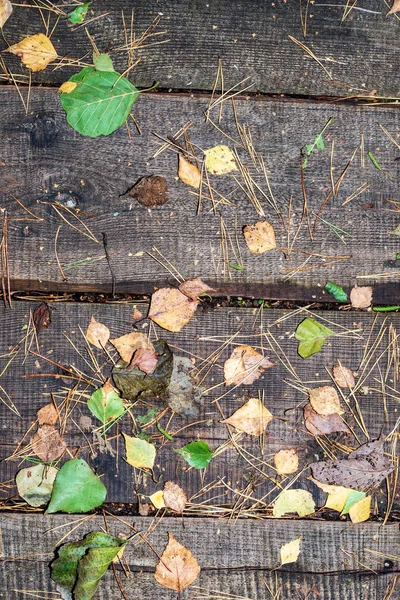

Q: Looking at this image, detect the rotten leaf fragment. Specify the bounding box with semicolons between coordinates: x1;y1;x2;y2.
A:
155;533;200;592
30;424;66;462
178;277;214;300
166;355;202;418
222;397;273;436
388;0;400;14
123;433;156;470
87;379;124;425
33;301;52;334
7;33;57;72
37;402;58;426
333;364;355;389
303;403;349;436
295;318;334;359
204;145;237;175
110;331;152;363
177;440;213;469
163;481;187;513
148;288;198;332
0;0;12;28
224;345;273;386
243;221;276;254
16;464;58;507
273;489;315;518
127;175;168;207
178;155;201;188
350;286;372;309
274;448;299;475
280;537;302;566
309;386;343;416
86;316;110;349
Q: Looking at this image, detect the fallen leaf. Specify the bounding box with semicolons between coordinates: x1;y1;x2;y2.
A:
295;318;334;358
68;1;91;24
154;533;200;592
88;379;125;425
303;403;349;436
204;145;237;175
178;155;201;188
149;490;166;509
341;490;366;515
58;81;78;94
309;386;343;416
110;331;152;363
333;364;355;388
16;464;58;507
310;477;356;512
163;481;187;512
123;433;156;470
224;345;274;386
387;0;400;14
177;440;213;469
178;277;214;300
166;355;202;418
30;425;67;462
222;397;273;436
127;175;168;207
280;537;302;566
129;346;158;374
7;33;57;72
148;288;198;332
274;448;299;475
243;221;276;254
350;286;372;309
37;402;58;426
348;495;371;523
273;489;315;518
33;301;52;334
0;0;12;28
324;281;348;302
86;315;110;349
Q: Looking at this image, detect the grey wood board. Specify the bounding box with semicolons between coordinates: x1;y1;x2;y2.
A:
1;0;400;98
1;88;400;301
0;303;398;510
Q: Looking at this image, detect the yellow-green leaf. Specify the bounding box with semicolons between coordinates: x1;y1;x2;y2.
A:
123;433;156;470
280;536;302;566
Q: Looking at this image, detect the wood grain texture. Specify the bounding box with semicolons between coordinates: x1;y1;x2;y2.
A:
1;0;400;98
0;303;398;511
1;88;400;301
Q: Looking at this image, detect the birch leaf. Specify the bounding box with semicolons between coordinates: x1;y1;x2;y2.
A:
87;379;124;425
155;533;200;592
7;33;57;72
295;318;334;358
149;490;166;509
148;288;198;332
273;489;315;518
309;386;343;416
16;464;58;507
243;221;276;254
0;0;12;29
280;537;302;566
222;397;273;436
224;345;273;386
204;145;237;175
46;459;106;514
274;448;299;475
123;433;156;470
387;0;400;14
178;155;201;188
349;495;371;523
85;316;110;349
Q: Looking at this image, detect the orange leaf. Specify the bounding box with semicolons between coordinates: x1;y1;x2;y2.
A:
387;0;400;14
222;397;273;436
148;288;198;332
178;155;201;188
154;533;200;591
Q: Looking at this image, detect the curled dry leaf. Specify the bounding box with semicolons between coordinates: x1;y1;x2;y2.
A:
222;397;273;436
333;364;355;388
0;0;12;28
350;285;372;309
274;448;299;475
30;424;67;462
86;315;110;349
309;386;343;416
155;533;200;592
303;403;349;436
387;0;400;14
243;221;276;254
178;155;201;188
148;288;198;332
129;346;158;374
33;301;52;334
37;402;58;426
7;33;57;72
110;331;152;363
163;481;187;513
204;145;237;175
127;175;168;207
224;345;273;386
178;277;214;301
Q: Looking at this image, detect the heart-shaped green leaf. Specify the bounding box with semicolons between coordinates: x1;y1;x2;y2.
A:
176;441;213;469
46;458;106;514
294;318;334;359
87;379;124;425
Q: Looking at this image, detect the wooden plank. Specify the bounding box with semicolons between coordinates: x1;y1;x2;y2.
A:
0;303;398;511
1;1;400;98
1;88;400;302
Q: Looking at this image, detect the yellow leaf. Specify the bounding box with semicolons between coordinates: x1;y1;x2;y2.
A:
59;81;78;94
273;489;315;518
85;315;110;349
149;490;166;509
222;397;273;436
154;533;200;592
309;386;343;416
178;155;201;188
0;0;12;28
349;495;371;523
243;221;276;254
274;448;299;475
326;487;352;512
280;536;302;566
204;145;237;175
123;433;156;470
148;287;198;332
7;33;57;72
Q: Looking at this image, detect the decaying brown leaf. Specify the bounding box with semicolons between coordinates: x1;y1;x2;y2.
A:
309;386;343;416
163;481;187;513
127;175;168;207
178;277;214;301
6;33;57;72
243;221;276;254
222;397;273;436
30;425;66;462
303;403;349;436
350;285;372;309
110;332;152;363
224;345;274;386
333;364;355;388
148;288;198;332
274;448;299;475
37;403;58;426
129;346;158;374
86;315;110;349
33;301;52;334
178;155;201;189
154;533;200;592
387;0;400;14
0;0;12;28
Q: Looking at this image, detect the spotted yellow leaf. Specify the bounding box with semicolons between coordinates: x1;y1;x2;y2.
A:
59;81;78;94
204;145;237;175
7;33;57;72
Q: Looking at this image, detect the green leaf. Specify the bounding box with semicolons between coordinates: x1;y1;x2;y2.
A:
68;2;91;24
51;531;125;600
341;490;365;515
372;305;400;312
301;117;333;169
46;459;107;514
156;422;173;440
324;281;348;302
87;380;124;425
294;317;334;359
93;53;114;72
16;463;58;507
228;263;247;271
315;134;325;150
136;406;161;425
60;66;139;137
176;441;213;469
123;433;156;470
367;151;382;171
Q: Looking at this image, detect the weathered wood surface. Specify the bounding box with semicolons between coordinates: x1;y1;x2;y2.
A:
1;0;400;98
1;88;400;302
0;514;399;599
0;303;398;511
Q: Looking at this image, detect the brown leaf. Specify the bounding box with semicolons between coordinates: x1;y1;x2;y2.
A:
333;364;355;388
110;332;153;363
304;403;349;436
178;277;214;301
155;533;200;591
224;345;274;386
387;0;400;14
30;425;66;462
33;301;52;334
309;386;343;416
243;221;276;254
129;346;158;374
37;403;58;426
178;155;201;189
85;315;110;349
222;397;273;436
127;175;168;207
0;0;12;28
148;288;198;332
350;286;372;309
6;33;57;72
274;448;299;475
163;481;187;513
